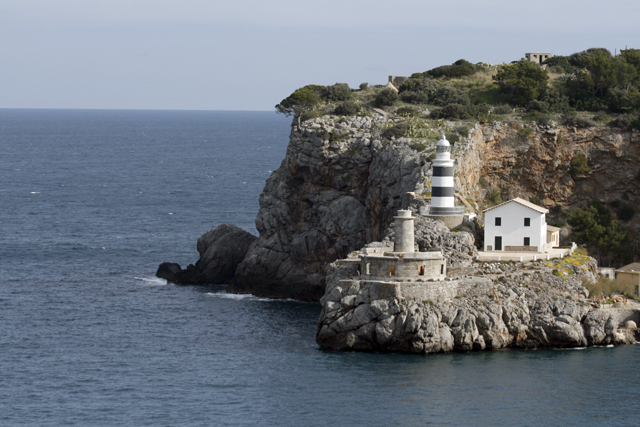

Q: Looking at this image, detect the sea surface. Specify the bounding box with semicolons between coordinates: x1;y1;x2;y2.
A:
1;109;639;427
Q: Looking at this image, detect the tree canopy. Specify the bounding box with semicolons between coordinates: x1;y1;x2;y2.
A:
275;84;325;118
493;61;549;105
567;201;632;266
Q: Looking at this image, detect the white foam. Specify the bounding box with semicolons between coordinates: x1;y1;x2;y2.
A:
30;192;40;194
206;292;292;302
135;277;169;286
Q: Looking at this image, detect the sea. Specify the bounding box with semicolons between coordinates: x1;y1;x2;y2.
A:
1;108;639;427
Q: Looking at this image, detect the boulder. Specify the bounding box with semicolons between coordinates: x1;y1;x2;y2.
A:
156;223;257;285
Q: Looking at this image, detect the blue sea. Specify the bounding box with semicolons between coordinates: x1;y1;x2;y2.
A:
1;109;639;426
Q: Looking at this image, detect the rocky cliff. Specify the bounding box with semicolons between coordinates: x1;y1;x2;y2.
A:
317;250;640;353
455;122;640;241
162;114;639;301
228;115;433;300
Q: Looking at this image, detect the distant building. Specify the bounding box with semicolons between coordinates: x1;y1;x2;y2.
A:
483;198;558;253
615;263;640;294
388;75;408;86
524;53;552;64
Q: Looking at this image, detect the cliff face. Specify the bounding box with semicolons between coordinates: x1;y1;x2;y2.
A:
229;116;430;300
457;123;640;231
227;116;639;301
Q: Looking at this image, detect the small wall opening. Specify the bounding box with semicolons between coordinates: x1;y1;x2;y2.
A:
366;263;370;275
389;265;396;276
440;264;444;275
418;265;425;276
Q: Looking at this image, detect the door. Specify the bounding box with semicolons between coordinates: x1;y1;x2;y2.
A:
495;236;502;251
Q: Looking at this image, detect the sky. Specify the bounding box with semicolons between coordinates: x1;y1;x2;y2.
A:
1;0;639;111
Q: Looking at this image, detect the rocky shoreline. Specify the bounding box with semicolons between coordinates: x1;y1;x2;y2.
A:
317;245;640;353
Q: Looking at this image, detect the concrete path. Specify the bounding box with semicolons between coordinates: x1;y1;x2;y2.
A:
476;247;573;262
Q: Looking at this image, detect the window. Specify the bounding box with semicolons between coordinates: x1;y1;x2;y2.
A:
389;265;396;276
418;265;425;276
440;264;444;275
524;237;530;246
365;263;370;275
524;217;530;227
495;217;501;226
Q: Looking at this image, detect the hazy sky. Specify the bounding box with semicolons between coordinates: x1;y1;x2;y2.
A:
1;0;638;111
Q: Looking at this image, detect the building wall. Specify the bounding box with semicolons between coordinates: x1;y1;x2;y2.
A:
361;256;446;281
524;53;552;64
546;230;559;247
351;276;494;303
617;272;640;290
484;202;547;252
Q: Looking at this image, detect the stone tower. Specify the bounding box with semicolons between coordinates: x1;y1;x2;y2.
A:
393;210;415;253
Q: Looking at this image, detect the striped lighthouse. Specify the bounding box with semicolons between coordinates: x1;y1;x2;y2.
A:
429;134;462;215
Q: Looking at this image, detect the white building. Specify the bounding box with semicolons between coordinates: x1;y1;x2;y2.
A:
483;198;556;252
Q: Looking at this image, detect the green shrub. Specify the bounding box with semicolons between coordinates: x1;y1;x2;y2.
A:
375;88;399;107
617;203;636;221
430;103;490;120
524;112;554;126
409;141;427;152
492;105;513;115
609;111;640;131
359;82;368;90
433;86;471;106
543;55;576;74
426;59;477;78
382;122;409;139
398;77;440;104
478;176;490;189
518;128;534;139
563;114;596;128
530;195;542;205
486;187;502;205
493;61;549;105
300;110;321;122
430;104;469;119
527;99;550;113
396;107;421;117
570;153;591;177
593;112;612;123
334;101;360;116
322;83;352;101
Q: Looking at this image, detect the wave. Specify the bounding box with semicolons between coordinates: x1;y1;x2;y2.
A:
555;347;587;351
135;276;169;286
205;292;293;302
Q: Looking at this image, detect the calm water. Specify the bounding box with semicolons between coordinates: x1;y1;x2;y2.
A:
1;109;639;426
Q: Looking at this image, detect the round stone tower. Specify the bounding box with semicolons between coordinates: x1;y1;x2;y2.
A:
393;210;415;253
430;134;456;214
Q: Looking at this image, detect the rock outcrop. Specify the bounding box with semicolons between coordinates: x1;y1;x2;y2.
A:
157;223;257;285
162;114;638;302
317;249;640;353
229;116;431;301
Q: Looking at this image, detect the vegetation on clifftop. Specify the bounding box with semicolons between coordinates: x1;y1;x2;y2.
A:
274;47;640;267
275;47;640;131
